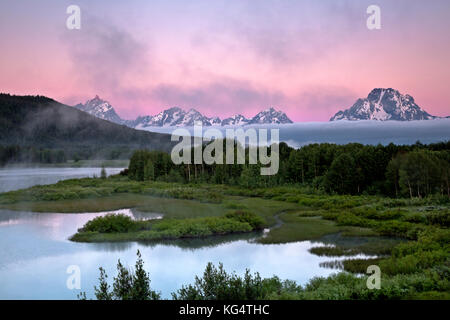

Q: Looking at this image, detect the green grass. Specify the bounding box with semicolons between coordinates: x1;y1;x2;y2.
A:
259;215;342;244
0;193;228;218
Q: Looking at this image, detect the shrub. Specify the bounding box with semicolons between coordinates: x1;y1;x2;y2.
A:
82;214;135;233
335;213;374;228
425;210;450;227
225;210;266;230
172;262;267;300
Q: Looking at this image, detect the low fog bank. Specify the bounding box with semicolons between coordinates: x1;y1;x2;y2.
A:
139;119;450;148
0;167;124;193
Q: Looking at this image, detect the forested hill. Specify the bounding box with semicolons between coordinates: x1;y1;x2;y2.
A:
0;94;174;153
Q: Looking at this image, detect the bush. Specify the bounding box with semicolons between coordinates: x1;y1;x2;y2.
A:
425;210;450;227
172;262;268;300
225;210;266;230
82;214;136;233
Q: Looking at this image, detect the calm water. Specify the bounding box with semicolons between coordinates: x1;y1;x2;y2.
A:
0;168;372;300
0;167;125;193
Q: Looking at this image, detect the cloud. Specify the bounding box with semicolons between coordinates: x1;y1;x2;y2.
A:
63;14;151;94
60;7;363;121
289;86;357;121
122;78;287;118
203;0;366;67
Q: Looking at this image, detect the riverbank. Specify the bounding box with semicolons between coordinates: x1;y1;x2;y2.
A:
0;175;385;244
0;174;449;300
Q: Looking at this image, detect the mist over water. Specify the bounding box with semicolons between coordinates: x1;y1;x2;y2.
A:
139;119;450;148
0;168;124;193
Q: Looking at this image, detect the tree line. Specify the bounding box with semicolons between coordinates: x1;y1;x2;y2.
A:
126;141;450;198
0;145;66;165
0;145;137;166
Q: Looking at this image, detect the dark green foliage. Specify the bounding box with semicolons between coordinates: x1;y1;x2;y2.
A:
324;153;359;194
82;214;135;233
94;267;112;300
127;141;450;198
309;246;359;257
112;259;134;300
0;145;67;165
394;150;448;198
100;166;107;179
143;216;253;239
425;210;450;227
342;258;383;274
128;150;174;181
225;210;266;229
71;210;266;242
131;250;154;300
172;262;267;300
86;258;449;300
90;251;160;300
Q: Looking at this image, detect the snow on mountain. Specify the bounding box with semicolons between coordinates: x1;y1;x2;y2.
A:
147;107;186;127
210;117;222;126
248;107;293;124
221;114;250;126
330;88;436;121
74;96;293;128
74;95;124;124
180;108;212;126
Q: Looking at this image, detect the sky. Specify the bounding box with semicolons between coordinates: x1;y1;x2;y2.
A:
0;0;449;121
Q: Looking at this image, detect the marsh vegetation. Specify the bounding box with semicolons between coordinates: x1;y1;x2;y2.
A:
1;141;448;300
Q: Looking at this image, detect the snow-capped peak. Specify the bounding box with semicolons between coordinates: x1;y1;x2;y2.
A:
74;95;123;123
330;88;436;121
221;114;250;126
248;107;293;125
74;98;293;128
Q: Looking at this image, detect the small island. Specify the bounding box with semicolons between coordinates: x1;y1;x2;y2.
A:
70;210;266;243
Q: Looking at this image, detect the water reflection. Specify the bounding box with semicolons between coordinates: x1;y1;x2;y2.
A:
136;232;263;251
0;208;376;299
89;242;135;253
0;209;162;241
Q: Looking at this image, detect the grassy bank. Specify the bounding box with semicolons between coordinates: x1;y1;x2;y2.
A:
0;174;449;299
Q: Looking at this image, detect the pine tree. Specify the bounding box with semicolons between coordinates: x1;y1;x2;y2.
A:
100;166;107;179
131;250;160;300
112;259;133;300
94;267;112;300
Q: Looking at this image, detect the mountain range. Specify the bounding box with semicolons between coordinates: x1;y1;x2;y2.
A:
330;88;437;121
74;96;293;128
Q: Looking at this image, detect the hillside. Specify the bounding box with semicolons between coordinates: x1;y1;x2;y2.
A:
0;94;174;158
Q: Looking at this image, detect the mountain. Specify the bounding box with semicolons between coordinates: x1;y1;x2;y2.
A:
248;107;293;125
74;95;123;124
74;96;293;127
0;94;173;153
330;88;436;121
221;114;250;126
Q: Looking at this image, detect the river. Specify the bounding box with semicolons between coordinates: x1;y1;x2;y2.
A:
0;168;371;299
